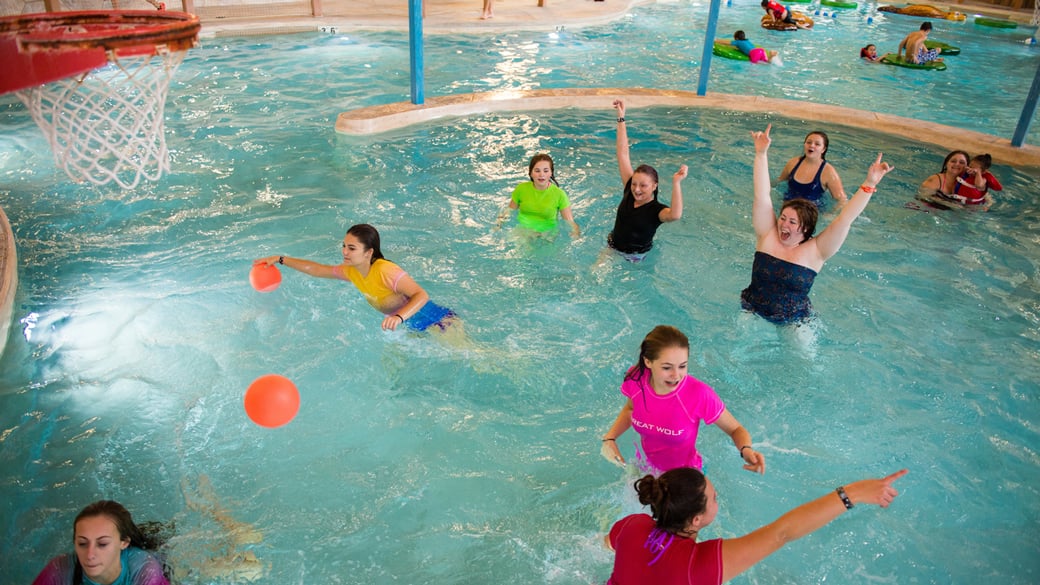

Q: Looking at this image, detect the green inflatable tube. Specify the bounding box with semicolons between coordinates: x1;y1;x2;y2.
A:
974;17;1017;29
821;0;857;8
880;54;947;70
713;41;751;61
924;40;960;55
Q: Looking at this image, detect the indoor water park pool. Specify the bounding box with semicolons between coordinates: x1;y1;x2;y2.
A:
0;1;1038;583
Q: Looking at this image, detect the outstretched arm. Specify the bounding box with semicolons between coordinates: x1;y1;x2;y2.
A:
721;469;908;582
254;256;339;279
660;164;688;223
750;125;778;240
814;153;893;261
714;408;765;475
614;100;635;186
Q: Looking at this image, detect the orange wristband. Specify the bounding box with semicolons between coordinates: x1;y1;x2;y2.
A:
859;185;876;194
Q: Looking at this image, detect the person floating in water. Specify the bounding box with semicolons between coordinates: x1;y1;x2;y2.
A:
860;44;881;62
741;125;893;324
604;466;909;584
717;30;781;65
255;223;460;336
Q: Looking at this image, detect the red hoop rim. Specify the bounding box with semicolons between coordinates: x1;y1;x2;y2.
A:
0;10;200;95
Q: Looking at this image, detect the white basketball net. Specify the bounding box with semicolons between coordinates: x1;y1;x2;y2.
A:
15;47;186;190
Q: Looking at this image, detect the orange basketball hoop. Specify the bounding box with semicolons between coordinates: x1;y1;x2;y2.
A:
0;10;200;189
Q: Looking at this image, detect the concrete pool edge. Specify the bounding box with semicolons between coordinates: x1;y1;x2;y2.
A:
334;87;1040;168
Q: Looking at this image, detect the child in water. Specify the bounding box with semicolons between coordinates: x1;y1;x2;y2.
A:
720;30;782;65
953;153;1002;206
860;44;881;62
761;0;795;25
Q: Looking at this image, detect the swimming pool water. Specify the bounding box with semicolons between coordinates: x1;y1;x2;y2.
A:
1;2;1039;583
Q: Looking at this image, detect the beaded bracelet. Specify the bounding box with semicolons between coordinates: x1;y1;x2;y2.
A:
836;486;854;509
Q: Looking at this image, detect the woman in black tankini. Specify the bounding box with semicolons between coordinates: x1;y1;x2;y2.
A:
604;99;688;262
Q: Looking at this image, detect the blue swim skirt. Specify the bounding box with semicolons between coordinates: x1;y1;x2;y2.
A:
405;301;456;332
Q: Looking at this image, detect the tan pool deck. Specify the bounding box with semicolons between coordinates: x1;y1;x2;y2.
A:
199;0;1035;37
282;0;1031;165
198;0;1040;166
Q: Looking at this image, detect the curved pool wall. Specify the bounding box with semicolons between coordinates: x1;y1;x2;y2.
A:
335;87;1040;166
193;0;1040;149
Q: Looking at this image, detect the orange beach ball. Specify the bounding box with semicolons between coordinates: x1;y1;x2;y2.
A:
249;263;282;293
244;374;300;428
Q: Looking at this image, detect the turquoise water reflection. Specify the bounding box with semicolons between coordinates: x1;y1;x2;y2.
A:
0;2;1038;583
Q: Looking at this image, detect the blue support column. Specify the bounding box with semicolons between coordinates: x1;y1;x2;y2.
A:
409;0;424;105
696;0;723;96
1011;57;1040;147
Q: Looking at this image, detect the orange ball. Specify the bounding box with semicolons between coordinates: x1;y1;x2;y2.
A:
244;374;300;428
249;263;282;293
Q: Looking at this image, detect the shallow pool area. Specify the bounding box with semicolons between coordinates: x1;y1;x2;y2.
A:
1;2;1039;583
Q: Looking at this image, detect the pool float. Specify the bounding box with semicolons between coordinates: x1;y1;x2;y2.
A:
974;17;1017;29
924;40;960;55
879;53;947;70
821;0;857;8
877;4;966;20
760;12;814;31
713;41;753;61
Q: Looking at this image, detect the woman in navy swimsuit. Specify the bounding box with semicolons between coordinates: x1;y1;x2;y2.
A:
776;130;847;207
741;125;892;324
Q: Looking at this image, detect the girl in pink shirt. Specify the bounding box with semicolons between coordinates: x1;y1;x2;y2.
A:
601;325;765;475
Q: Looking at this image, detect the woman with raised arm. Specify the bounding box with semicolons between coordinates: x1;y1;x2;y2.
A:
255;223;459;335
740;125;893;324
605;466;908;584
603;99;687;262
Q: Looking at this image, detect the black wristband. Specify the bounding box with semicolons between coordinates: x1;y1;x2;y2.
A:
739;445;752;458
394;314;405;324
617;117;625;123
836;486;854;509
278;256;284;265
602;438;616;442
